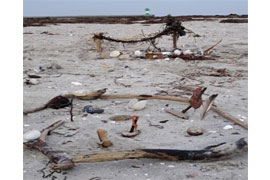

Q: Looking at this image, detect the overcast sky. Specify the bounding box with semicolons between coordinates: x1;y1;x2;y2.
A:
23;0;248;17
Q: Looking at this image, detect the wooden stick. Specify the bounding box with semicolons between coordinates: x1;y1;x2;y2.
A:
24;120;75;170
72;137;247;163
204;39;222;54
211;106;248;129
24;91;247;129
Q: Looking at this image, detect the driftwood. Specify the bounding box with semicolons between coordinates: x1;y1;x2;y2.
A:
23;120;75;170
24;120;247;170
204;39;222;55
72;137;247;163
24;89;247;129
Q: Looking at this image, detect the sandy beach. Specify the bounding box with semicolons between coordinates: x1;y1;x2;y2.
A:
23;17;248;180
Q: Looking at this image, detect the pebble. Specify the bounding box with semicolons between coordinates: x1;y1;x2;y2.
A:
168;165;175;168
187;127;204;136
71;82;82;86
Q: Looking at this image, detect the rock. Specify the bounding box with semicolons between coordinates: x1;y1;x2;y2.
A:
83;105;104;114
121;130;140;138
128;99;147;111
48;63;63;69
24;78;40;85
187;127;204;136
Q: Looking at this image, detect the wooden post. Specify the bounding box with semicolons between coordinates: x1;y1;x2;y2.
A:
173;31;177;48
93;33;103;53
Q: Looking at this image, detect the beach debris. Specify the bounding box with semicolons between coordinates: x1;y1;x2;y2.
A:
203;39;222;55
27;74;41;78
23;130;41;143
24;78;40;85
71;82;82;86
110;51;121;58
72;137;247;166
159;120;169;123
181;87;207;114
93;32;103;52
173;48;182;55
83;105;104;114
97;129;112;148
223;125;234;130
40;31;59;35
23;95;70;115
147;120;164;129
119;54;131;60
145;52;163;59
165;108;189;119
183;49;192;55
134;50;142;57
47;63;63;70
121;115;140;137
71;88;107;100
200;94;218;120
69;98;74;122
128;99;147;111
109;115;131;121
24;120;75;170
187;127;204;136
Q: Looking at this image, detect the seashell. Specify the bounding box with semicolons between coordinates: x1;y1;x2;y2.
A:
200;94;218;120
128;99;147;111
72;90;89;97
110;51;121;58
71;82;82;86
223;125;233;130
121;130;140;138
134;50;142;57
173;49;182;55
162;52;172;55
119;54;131;60
183;49;192;55
23;130;41;143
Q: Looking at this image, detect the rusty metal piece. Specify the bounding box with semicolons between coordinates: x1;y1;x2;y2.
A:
189;87;206;109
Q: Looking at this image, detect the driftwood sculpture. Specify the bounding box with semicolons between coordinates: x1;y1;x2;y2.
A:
23;88;248;129
24;121;247;170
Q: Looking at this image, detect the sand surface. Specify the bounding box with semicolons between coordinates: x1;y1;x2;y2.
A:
23;19;248;180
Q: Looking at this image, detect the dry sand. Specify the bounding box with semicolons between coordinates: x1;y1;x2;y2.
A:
23;19;248;179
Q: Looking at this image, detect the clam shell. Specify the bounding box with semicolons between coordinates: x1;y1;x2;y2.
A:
23;130;41;142
183;49;192;55
128;99;147;111
173;49;182;55
110;51;121;58
72;90;88;97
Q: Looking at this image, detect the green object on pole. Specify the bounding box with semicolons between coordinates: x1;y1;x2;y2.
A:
145;8;150;15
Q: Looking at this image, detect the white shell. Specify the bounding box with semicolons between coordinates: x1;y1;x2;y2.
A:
162;52;172;55
71;82;82;86
134;50;142;57
129;100;147;111
183;49;192;55
110;51;121;58
173;49;182;55
72;89;88;96
223;125;233;130
23;130;41;142
127;99;139;109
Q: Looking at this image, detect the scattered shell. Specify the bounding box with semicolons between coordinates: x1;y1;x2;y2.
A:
25;78;40;85
187;127;204;136
71;82;82;86
223;125;233;130
23;130;41;142
164;58;170;61
162;52;172;55
183;49;192;55
128;99;147;111
110;51;121;58
134;50;142;57
173;49;182;55
119;54;131;60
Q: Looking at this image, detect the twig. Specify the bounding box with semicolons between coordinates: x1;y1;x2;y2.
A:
204;39;222;54
70;98;74;122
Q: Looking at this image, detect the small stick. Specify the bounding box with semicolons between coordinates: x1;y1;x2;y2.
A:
204;39;222;55
70;98;74;122
211;106;248;129
129;117;138;133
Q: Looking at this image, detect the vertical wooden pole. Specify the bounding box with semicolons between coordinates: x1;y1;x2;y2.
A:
173;31;177;48
93;33;103;53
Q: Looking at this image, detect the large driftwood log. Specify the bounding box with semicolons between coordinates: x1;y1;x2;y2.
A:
72;137;247;163
24;120;75;170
